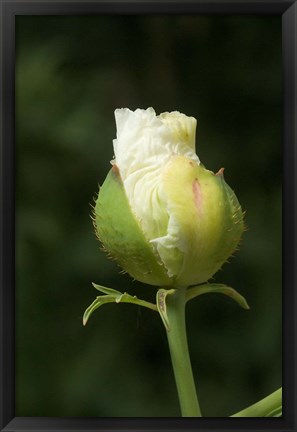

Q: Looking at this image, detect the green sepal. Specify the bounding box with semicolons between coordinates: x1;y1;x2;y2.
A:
186;283;249;310
161;157;244;287
94;166;172;287
83;284;157;326
156;288;176;330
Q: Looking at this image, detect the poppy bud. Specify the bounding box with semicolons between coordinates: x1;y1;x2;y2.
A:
94;108;244;288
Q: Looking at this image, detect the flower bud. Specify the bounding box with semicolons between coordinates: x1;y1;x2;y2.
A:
94;108;244;288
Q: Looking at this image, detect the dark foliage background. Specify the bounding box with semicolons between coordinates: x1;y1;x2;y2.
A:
15;15;282;417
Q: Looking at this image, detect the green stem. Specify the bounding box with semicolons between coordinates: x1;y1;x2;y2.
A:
231;387;282;417
165;287;202;417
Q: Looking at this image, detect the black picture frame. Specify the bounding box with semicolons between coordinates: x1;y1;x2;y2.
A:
0;1;296;431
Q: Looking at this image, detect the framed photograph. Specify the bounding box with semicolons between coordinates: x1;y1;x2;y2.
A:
0;1;296;431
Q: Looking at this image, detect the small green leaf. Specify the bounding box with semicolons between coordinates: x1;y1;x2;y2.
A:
112;291;158;311
92;283;122;296
83;295;116;326
83;284;157;326
186;283;249;310
156;288;176;331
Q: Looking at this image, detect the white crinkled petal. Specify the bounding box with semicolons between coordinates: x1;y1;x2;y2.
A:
150;213;183;277
159;111;197;152
113;107;199;278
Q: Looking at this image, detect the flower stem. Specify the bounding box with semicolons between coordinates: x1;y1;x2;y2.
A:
165;287;202;417
231;387;282;417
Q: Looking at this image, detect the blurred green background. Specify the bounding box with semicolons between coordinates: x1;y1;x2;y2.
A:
15;15;282;417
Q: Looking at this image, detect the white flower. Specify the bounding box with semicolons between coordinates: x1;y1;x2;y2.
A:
94;108;244;288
